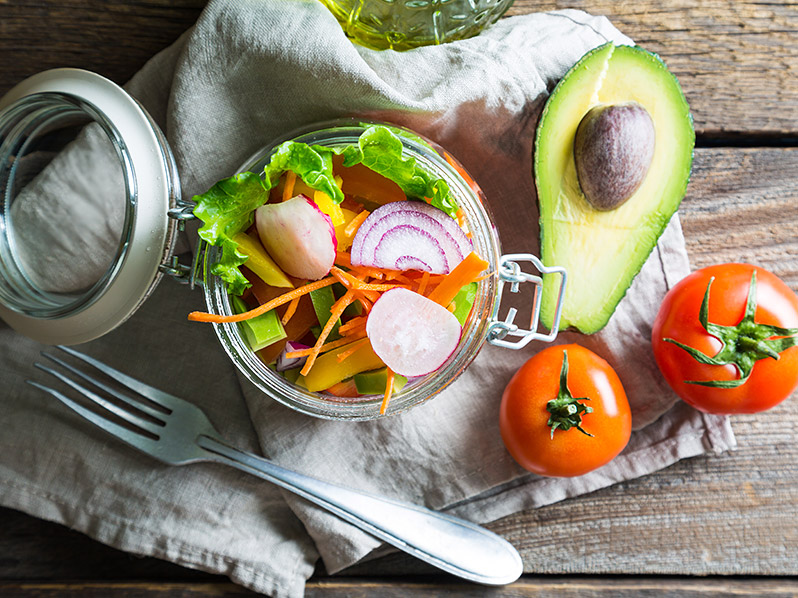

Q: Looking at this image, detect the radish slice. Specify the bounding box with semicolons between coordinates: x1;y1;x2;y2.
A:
256;195;337;280
366;288;462;377
351;201;472;274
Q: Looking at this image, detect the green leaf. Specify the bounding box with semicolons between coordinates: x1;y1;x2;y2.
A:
338;125;458;218
193;171;270;295
263;142;343;203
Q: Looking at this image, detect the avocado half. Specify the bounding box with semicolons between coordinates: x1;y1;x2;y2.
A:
535;43;694;334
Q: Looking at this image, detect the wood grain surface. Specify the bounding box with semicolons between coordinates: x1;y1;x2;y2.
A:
4;578;798;597
1;0;798;595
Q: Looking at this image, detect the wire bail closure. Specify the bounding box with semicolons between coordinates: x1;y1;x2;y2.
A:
487;254;567;349
160;201;200;288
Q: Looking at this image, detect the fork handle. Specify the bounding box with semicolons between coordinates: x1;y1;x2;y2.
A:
197;435;522;585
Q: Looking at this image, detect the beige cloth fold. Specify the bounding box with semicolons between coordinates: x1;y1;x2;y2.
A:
0;1;735;596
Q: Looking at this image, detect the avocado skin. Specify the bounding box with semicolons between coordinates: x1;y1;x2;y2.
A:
534;43;694;335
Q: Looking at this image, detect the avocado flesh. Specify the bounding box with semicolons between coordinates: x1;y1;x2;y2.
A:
536;43;694;334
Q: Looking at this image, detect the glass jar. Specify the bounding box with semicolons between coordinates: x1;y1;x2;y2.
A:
201;120;566;420
320;0;515;51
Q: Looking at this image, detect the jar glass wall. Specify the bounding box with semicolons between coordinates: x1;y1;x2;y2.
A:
203;120;502;420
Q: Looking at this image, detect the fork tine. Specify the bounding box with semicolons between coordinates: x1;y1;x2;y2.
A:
57;345;180;412
33;362;165;437
26;379;162;454
42;353;167;422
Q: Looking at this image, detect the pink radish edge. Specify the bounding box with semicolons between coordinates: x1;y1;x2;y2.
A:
255;194;337;280
366;288;462;377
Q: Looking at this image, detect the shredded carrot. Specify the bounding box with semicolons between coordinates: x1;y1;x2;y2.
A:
344;209;369;238
473;272;494;283
188;276;337;323
352;290;373;312
335;252;352;268
281;296;301;325
330;266;407;293
341;323;367;337
416;271;431;296
336;337;369;362
426;252;490;307
349;264;386;280
338;316;367;334
285;332;366;358
383;271;412;284
447;302;456;313
300;291;356;376
380;368;396;415
282;170;297;201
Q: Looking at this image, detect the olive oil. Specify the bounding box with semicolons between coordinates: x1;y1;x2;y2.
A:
320;0;514;51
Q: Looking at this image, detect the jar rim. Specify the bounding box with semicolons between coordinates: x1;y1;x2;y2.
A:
0;69;180;345
202;119;502;420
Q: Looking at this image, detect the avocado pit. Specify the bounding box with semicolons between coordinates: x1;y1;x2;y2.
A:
574;102;656;211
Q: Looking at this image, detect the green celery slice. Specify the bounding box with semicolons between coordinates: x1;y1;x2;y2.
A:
354;368;408;395
231;296;286;351
310;286;342;340
450;282;478;326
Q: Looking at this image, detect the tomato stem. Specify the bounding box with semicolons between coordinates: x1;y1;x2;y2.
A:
664;271;798;388
546;351;594;439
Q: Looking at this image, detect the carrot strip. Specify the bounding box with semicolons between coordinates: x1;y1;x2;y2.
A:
331;266;407;293
416;271;431;296
336;337;369;362
426;252;490;307
380;368;396;415
285;332;366;358
352;290;373;313
335;252;352;268
300;291;356;376
384;271;412;284
342;324;367;337
188;276;337;323
338;316;367;334
281;296;301;325
282;170;297;201
344;209;369;238
349;264;385;280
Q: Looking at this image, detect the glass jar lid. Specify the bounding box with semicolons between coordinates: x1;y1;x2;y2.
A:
0;69;183;344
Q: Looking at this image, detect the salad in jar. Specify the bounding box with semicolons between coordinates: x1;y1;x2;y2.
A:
189;123;492;416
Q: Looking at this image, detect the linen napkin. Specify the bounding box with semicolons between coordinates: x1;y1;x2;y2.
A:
0;0;736;596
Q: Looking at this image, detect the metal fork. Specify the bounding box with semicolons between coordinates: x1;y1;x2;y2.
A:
28;346;522;586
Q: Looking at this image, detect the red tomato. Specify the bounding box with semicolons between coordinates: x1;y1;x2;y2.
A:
652;263;798;414
499;344;632;477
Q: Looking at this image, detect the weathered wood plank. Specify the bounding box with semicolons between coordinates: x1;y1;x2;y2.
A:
509;1;798;137
4;578;798;597
0;0;205;95
1;1;797;137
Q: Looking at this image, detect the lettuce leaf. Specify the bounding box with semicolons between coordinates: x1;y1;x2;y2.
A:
263;141;343;203
193;171;269;295
338;125;457;218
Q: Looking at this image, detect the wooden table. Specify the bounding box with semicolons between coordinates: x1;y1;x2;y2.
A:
2;1;797;596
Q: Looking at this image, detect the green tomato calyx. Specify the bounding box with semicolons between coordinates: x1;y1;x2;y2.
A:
546;351;594;439
665;271;798;388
